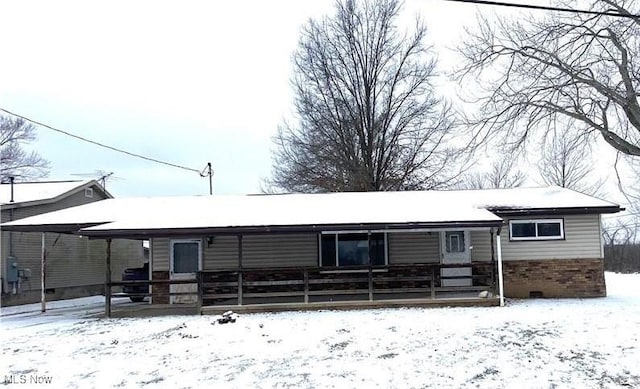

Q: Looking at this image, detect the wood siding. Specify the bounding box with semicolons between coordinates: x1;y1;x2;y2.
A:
388;232;439;263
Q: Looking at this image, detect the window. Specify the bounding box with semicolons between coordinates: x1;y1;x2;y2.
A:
84;188;93;198
445;231;465;253
509;219;564;241
171;240;200;273
320;233;387;267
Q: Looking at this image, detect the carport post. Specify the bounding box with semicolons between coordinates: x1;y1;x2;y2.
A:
496;229;505;307
237;235;243;306
105;238;112;318
41;233;46;313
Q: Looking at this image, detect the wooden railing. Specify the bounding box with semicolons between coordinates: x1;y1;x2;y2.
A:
198;262;496;308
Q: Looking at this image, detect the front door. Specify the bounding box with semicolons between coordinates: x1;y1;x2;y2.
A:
170;239;201;304
440;231;472;287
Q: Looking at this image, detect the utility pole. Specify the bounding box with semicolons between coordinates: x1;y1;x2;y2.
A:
200;162;213;195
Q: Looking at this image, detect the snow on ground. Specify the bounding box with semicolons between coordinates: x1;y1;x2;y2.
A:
1;272;639;388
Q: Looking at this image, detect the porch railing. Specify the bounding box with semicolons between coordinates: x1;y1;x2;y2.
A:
198;262;496;308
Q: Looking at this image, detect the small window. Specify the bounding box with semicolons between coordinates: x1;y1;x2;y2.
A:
509;219;564;241
84;188;94;198
445;231;465;253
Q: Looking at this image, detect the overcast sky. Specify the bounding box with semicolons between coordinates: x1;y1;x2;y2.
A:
2;0;627;207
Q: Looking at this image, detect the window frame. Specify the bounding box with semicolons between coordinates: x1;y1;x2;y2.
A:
509;219;565;241
318;232;389;268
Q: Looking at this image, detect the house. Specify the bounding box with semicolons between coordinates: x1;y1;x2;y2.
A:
0;186;621;314
0;180;144;307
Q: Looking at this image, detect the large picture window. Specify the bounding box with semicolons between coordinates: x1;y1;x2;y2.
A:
509;219;564;241
320;233;387;267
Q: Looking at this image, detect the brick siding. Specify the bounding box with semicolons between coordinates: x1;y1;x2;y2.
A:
503;258;606;298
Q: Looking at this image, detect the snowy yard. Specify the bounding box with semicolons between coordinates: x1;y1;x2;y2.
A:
2;273;639;388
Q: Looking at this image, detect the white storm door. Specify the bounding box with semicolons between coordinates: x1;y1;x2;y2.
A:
170;239;202;304
440;231;472;287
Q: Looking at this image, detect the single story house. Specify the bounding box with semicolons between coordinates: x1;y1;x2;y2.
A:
0;186;621;313
0;180;144;306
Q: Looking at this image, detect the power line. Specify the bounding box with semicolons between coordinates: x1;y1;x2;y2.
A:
0;107;201;174
441;0;640;19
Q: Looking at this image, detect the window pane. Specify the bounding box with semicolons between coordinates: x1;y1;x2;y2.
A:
321;234;337;267
537;222;561;237
445;231;465;252
173;242;199;273
511;222;536;238
338;234;369;266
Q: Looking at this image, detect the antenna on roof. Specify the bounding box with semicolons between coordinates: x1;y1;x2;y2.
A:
71;170;123;191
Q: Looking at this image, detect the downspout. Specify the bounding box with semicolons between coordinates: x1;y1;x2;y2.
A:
496;228;505;307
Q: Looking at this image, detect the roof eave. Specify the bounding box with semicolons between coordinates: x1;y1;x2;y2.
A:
489;206;624;216
1;181;111;209
0;222;106;234
80;220;506;239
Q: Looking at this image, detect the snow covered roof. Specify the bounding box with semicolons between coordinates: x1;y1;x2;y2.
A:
0;186;621;237
0;180;110;207
453;186;619;213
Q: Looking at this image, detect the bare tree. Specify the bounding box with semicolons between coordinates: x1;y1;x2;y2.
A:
0;115;49;181
538;134;604;195
270;0;465;192
456;0;640;156
459;152;525;189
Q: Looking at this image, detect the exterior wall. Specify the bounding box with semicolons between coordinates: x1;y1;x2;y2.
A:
152;234;318;272
503;258;606;298
388;232;439;264
494;214;605;298
471;230;493;261
1;184;144;306
151;237;171;272
499;214;602;260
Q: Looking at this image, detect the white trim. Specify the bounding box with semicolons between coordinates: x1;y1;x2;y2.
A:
599;214;604;258
496;232;505;307
169;239;202;275
84;187;94;198
509;219;564;241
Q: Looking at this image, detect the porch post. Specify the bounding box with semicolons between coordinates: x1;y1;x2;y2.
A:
367;232;373;301
41;233;46;313
237;235;243;306
496;229;505;307
105;238;112;318
490;229;496;290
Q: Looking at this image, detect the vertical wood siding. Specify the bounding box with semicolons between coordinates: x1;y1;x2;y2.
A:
388;232;440;264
